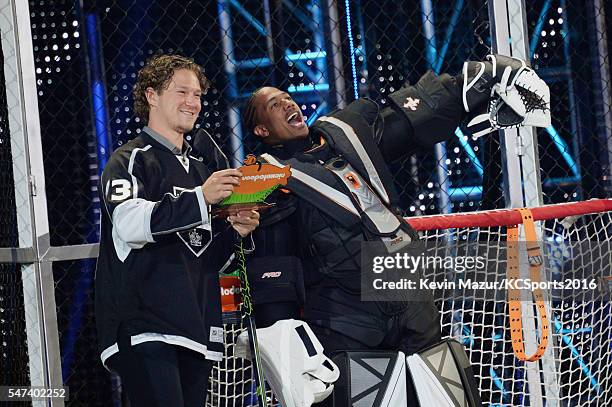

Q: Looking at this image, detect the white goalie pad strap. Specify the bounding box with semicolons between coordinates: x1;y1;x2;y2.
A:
306;375;334;403
235;319;340;407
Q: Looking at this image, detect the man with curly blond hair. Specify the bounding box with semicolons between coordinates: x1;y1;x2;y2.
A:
95;54;259;406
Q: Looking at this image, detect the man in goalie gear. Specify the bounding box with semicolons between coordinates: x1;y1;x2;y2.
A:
237;54;549;406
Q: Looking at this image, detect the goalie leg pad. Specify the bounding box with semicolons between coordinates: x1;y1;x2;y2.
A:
406;339;483;407
330;350;408;407
236;319;340;407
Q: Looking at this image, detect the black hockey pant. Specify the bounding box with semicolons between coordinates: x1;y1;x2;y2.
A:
109;330;213;407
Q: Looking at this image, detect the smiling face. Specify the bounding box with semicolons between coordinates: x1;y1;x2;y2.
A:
252;87;309;145
146;68;202;137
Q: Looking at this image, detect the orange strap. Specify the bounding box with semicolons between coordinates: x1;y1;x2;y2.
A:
507;208;550;362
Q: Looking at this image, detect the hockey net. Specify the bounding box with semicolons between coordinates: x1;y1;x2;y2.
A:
207;199;612;406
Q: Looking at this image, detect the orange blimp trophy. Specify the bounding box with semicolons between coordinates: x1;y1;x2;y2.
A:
212;154;291;218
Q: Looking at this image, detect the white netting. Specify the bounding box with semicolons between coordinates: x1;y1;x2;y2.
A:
416;207;611;407
207;312;280;407
207;200;612;407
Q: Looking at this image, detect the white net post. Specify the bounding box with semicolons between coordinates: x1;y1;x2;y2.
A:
489;0;557;405
0;1;63;405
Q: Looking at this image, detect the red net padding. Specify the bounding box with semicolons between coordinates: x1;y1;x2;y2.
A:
405;198;612;230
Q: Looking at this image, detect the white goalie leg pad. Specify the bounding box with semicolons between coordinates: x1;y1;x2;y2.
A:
330;350;407;406
379;351;408;406
235;319;340;407
406;340;483;407
406;354;457;406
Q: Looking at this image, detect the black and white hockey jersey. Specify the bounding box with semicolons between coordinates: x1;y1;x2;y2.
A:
95;127;236;368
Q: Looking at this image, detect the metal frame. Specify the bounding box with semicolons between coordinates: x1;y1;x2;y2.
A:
217;0;337;166
326;0;347;108
0;247;37;263
506;0;545;208
1;1;607;405
217;0;245;167
1;1;63;406
490;1;559;406
489;0;525;209
538;1;611;397
591;0;612;196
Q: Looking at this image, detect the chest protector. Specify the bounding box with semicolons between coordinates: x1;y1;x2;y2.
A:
260;99;415;253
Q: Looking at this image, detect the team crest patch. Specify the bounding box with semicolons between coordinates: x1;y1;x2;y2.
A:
171;186;213;256
177;226;212;257
189;229;203;247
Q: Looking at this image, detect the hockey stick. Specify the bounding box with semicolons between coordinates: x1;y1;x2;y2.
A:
235;237;269;406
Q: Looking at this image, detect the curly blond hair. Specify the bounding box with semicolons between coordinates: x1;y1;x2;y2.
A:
133;54;209;122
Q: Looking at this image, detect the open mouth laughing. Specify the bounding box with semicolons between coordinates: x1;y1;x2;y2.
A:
286;110;305;128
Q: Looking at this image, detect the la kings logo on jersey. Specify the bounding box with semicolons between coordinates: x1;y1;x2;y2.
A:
177;226;212;257
188;229;203;247
172;186;213;257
